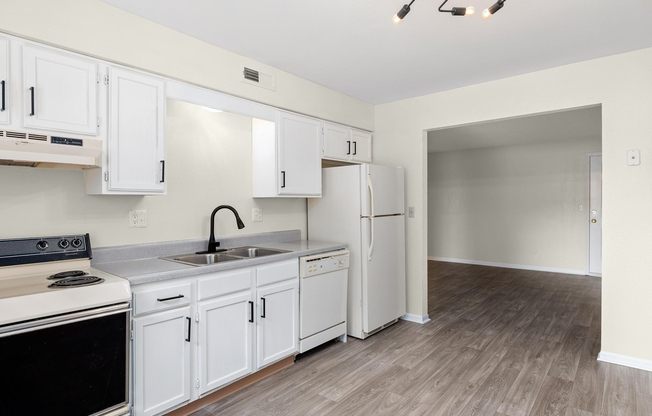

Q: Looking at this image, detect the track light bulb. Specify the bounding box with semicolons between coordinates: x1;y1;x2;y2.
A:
393;4;411;24
483;0;505;19
465;6;475;16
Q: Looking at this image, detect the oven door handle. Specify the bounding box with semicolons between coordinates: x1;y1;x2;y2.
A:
0;302;131;338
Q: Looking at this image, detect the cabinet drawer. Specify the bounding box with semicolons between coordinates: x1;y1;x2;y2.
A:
198;269;253;301
256;259;298;287
133;282;192;316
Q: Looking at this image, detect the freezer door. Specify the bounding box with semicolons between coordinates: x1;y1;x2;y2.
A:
361;164;405;217
360;215;406;333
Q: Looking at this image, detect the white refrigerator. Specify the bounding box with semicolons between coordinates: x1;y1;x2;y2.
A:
308;164;406;339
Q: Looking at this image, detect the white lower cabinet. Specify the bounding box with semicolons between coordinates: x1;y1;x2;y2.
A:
131;259;299;416
133;306;191;416
257;280;299;369
198;291;254;395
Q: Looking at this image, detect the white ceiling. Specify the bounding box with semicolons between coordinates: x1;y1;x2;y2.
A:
428;106;601;152
99;0;652;104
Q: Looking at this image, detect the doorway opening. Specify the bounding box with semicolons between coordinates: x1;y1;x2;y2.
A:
425;105;602;315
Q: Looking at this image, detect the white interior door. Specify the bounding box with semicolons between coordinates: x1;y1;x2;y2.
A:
277;111;322;196
361;164;405;217
588;154;602;276
360;215;406;333
134;307;191;416
0;36;9;125
199;292;254;395
322;122;352;161
23;45;98;135
256;280;299;369
108;66;166;193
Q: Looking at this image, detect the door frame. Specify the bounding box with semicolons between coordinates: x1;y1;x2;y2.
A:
585;152;602;277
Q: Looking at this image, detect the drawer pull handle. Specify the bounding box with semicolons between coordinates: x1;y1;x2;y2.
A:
157;294;184;302
185;317;191;342
261;297;266;318
249;301;254;323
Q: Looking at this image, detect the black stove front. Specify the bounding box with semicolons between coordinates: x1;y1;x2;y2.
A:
0;304;130;416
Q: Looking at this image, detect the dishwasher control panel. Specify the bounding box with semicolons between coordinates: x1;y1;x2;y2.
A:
300;250;350;278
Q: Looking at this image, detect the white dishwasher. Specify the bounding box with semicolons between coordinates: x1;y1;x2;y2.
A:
299;250;349;353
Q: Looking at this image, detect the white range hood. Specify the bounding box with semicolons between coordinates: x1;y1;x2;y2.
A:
0;129;101;169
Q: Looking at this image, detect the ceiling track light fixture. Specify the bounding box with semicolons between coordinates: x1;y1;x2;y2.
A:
393;0;507;24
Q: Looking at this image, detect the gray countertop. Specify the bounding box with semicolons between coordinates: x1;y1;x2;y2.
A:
92;231;346;285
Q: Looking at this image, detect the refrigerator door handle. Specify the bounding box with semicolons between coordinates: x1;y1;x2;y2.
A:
368;217;375;261
367;170;375;217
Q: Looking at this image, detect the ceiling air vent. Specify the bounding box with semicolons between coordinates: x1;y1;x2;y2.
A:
28;133;47;141
5;131;27;140
241;65;276;92
243;67;260;83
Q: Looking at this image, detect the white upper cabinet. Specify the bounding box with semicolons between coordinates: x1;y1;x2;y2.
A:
322;121;372;163
351;129;372;163
22;45;98;135
277;111;322;196
252;111;322;198
0;36;8;125
322;121;351;161
107;66;166;193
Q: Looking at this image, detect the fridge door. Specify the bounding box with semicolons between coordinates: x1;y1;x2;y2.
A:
361;164;405;217
360;215;406;334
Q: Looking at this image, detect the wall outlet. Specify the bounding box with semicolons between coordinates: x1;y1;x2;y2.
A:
408;207;415;218
129;210;147;228
252;208;263;222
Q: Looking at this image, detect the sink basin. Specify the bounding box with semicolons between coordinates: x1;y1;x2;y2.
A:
224;246;289;258
163;253;243;266
161;246;289;267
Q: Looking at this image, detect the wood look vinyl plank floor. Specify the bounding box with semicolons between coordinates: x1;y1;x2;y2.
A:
191;261;650;416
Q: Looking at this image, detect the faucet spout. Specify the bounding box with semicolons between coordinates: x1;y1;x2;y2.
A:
201;205;246;254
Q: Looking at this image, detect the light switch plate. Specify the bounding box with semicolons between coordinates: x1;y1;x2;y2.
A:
408;207;415;218
627;150;641;166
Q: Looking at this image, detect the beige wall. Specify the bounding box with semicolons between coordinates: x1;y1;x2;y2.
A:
0;0;374;131
428;138;601;272
0;100;307;247
374;47;652;362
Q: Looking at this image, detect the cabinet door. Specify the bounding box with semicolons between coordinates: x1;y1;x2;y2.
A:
351;129;372;163
277;111;321;196
108;67;166;193
198;291;254;395
0;36;8;125
322;122;351;161
133;307;191;416
22;45;98;135
257;280;299;369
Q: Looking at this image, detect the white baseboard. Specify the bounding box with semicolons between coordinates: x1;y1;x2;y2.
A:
401;313;431;324
598;351;652;372
428;256;586;276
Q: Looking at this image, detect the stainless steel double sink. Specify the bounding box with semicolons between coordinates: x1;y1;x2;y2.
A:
162;246;290;267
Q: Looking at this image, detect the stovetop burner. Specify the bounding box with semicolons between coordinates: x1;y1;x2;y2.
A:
48;276;104;288
48;270;87;280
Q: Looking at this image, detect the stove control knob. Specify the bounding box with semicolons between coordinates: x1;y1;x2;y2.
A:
71;238;83;249
36;240;49;251
58;239;70;249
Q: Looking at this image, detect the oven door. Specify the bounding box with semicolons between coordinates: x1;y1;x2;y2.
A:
0;303;131;416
